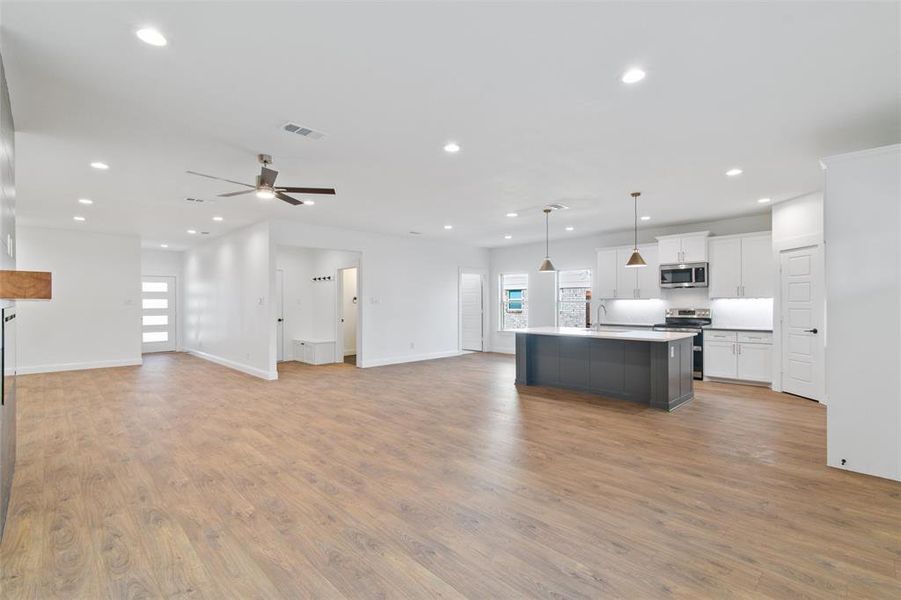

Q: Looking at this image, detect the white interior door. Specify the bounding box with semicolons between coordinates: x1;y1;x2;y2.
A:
780;246;825;401
141;276;176;353
461;272;483;351
276;269;284;362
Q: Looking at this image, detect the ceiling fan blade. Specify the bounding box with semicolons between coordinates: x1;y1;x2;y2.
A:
275;192;303;206
260;166;278;188
185;170;255;188
218;189;257;197
276;187;336;195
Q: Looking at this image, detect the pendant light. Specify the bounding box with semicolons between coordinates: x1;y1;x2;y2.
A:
625;192;647;268
538;208;557;272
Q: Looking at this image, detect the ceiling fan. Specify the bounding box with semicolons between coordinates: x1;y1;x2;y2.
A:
186;154;336;206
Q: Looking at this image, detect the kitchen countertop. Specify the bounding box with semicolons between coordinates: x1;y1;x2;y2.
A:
591;322;654;329
703;326;773;333
511;326;696;343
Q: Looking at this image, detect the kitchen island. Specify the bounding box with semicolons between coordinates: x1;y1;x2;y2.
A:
513;327;696;411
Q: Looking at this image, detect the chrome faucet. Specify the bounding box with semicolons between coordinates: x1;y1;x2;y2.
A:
593;303;608;330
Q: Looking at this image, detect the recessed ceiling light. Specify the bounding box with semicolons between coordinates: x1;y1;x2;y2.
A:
160;243;168;248
504;235;512;240
565;226;574;231
73;216;86;222
212;216;223;222
726;168;743;177
621;68;646;84
78;198;93;205
443;224;453;230
136;27;167;47
443;142;460;153
506;212;518;217
90;161;109;170
640;215;651;221
187;229;197;234
757;197;771;204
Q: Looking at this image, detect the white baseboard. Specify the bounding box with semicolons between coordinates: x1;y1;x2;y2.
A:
361;349;463;368
17;357;143;375
187;349;278;380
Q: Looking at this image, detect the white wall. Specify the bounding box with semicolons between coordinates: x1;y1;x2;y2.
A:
183;221;276;379
771;192;825;392
16;227;142;373
822;144;901;482
271;220;490;367
275;245;360;361
141;248;184;351
489;213;772;353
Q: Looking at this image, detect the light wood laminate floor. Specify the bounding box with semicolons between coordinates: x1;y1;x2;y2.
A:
1;352;899;599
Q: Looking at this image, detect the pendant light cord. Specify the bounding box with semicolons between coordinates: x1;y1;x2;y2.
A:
631;192;640;249
545;210;550;257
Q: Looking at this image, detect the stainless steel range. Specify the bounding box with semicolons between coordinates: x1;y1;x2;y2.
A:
652;308;711;380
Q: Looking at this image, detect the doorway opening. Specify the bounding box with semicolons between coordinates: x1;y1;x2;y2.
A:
276;269;285;362
337;267;359;366
141;275;176;353
274;245;361;369
460;268;487;352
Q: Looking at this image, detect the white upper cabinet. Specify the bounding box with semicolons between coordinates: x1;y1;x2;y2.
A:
596;244;660;299
708;237;743;298
739;234;774;298
656;231;709;264
657;237;683;265
636;244;660;299
596;248;618;299
708;232;773;298
680;234;709;263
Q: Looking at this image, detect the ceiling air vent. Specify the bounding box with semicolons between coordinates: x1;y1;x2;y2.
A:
283;122;325;140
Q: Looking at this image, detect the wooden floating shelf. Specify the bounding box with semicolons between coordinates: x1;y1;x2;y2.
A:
0;270;52;300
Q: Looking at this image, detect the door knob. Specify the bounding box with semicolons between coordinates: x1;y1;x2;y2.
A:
277;318;283;322
804;328;818;334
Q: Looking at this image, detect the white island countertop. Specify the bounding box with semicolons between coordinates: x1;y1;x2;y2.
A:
511;326;696;343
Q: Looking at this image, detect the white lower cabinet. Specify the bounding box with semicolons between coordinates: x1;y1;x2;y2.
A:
704;341;738;379
704;330;772;384
736;342;772;382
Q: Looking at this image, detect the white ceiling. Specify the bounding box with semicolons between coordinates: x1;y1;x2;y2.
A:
2;1;899;249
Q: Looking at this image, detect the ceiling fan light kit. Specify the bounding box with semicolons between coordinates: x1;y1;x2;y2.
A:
186;153;336;206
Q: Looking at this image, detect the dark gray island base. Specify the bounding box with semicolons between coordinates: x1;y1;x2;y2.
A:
514;327;695;411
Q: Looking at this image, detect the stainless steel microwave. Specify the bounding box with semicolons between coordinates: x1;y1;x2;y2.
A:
659;262;708;288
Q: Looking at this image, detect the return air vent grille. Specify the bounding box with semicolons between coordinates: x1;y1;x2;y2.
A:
283;122;325;140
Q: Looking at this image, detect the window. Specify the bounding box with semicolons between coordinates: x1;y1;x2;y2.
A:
557;269;592;328
499;273;529;331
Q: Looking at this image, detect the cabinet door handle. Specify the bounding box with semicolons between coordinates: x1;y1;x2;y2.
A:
736;286;740;297
804;328;818;334
732;343;736;355
741;286;745;297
